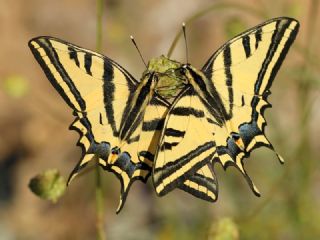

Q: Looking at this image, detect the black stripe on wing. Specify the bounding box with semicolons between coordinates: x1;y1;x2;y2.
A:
254;28;262;49
154;141;215;195
254;19;290;94
142;118;165;131
68;46;80;67
223;44;233;117
242;35;251;58
187;67;226;125
179;173;218;202
164;128;186;137
84;52;92;75
29;38;86;112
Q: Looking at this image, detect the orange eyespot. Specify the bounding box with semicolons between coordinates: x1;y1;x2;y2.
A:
109;153;118;164
235;138;245;150
108;147;120;164
231;133;245;150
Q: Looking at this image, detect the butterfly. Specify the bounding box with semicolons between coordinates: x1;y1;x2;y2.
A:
29;17;299;213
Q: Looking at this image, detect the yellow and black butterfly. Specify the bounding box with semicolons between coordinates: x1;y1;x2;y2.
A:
29;17;299;213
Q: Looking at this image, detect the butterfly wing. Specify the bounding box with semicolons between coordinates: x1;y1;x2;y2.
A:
29;37;165;212
179;163;218;202
29;17;299;209
153;87;218;201
197;17;299;194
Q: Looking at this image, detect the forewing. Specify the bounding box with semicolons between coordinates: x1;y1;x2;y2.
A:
201;17;299;194
29;37;163;212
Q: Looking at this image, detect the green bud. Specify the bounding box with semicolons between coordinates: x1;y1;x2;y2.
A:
29;169;66;203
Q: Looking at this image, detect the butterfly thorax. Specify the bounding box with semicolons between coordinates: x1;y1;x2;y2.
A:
143;55;187;103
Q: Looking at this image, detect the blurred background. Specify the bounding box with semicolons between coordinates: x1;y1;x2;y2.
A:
0;0;319;239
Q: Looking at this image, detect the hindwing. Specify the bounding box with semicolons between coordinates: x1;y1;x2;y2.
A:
153;87;218;201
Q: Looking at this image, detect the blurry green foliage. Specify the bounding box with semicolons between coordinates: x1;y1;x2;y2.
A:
28;169;66;203
284;1;304;17
208;218;239;240
224;17;247;39
2;75;29;98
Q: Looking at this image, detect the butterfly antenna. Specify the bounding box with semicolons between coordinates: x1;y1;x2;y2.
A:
130;35;147;68
182;22;189;64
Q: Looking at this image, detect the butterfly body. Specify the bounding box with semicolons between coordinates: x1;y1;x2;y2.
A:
143;55;187;101
29;17;299;213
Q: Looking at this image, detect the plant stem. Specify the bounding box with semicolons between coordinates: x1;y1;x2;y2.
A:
95;157;105;240
96;0;104;53
95;0;105;239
